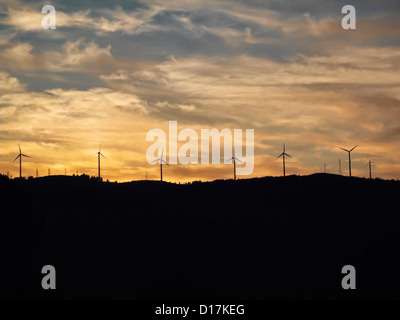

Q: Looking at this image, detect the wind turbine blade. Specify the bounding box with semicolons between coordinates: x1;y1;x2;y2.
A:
13;154;21;162
339;147;349;152
99;144;102;153
19;144;21;153
224;157;234;164
276;153;283;159
100;153;107;159
234;157;243;163
285;153;292;158
21;154;30;158
162;159;169;166
151;158;161;163
350;145;358;152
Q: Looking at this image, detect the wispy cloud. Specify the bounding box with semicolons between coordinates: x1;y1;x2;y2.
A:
0;71;25;92
2;1;162;34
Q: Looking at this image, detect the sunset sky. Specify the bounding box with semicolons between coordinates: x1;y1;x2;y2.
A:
1;0;400;182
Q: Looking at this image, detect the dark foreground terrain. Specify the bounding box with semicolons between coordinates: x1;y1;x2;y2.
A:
1;173;400;299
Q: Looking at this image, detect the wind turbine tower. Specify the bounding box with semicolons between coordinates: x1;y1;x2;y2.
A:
13;144;30;178
97;145;107;180
276;143;292;177
339;145;357;177
152;149;169;182
226;149;243;181
367;160;374;179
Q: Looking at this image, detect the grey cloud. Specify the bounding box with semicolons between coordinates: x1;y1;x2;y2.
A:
372;127;400;143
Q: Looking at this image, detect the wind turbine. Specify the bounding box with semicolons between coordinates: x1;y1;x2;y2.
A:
152;149;169;182
339;145;357;177
225;149;243;181
13;144;30;178
276;143;292;177
97;145;106;180
366;160;374;179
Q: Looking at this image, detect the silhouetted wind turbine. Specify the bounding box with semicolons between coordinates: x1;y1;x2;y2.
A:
276;143;292;177
97;145;106;180
225;150;243;181
152;149;169;182
13;144;30;178
366;160;374;179
339;145;357;177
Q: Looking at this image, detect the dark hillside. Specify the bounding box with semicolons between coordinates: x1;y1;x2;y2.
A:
1;174;399;299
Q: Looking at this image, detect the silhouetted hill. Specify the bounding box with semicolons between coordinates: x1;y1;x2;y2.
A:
1;174;400;299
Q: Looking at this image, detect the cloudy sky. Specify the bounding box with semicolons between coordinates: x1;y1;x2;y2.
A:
1;0;400;182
